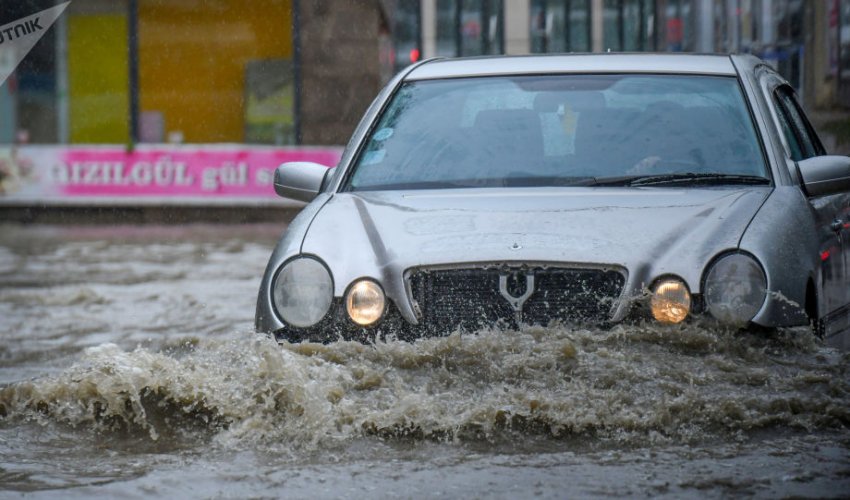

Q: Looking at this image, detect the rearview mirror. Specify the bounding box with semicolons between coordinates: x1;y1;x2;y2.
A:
798;156;850;197
274;162;334;202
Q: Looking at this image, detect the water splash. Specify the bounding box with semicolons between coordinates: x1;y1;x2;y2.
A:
2;324;847;451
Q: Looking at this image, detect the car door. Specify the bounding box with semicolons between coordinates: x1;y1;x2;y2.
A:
771;83;850;338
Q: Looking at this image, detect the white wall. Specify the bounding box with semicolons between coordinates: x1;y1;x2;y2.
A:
504;0;531;55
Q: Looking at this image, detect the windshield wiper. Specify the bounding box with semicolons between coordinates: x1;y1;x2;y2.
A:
573;173;770;187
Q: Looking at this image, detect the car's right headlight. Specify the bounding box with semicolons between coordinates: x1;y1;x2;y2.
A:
703;252;767;327
651;278;691;324
271;256;333;327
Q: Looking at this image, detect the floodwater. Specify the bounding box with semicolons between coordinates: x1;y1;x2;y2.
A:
0;222;848;498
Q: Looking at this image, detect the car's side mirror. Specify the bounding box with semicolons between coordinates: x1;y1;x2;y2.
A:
274;162;334;202
798;155;850;197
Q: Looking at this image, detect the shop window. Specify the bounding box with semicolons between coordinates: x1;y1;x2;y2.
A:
530;0;590;53
603;0;620;51
662;0;694;52
436;0;503;57
1;0;295;145
839;0;850;81
460;0;503;56
138;0;294;144
436;0;459;56
392;0;422;74
772;0;804;90
602;0;654;52
69;13;129;143
568;0;591;51
0;0;64;144
711;0;728;53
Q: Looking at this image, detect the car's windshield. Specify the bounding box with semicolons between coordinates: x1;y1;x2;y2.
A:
346;74;768;191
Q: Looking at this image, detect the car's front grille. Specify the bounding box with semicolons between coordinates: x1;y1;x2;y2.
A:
407;265;626;333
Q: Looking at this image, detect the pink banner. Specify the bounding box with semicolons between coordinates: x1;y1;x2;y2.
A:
0;145;342;205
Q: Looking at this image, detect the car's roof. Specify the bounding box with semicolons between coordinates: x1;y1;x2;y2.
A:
405;53;738;81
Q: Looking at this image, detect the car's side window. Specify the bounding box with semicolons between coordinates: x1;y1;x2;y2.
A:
785;89;827;156
773;86;826;160
773;98;805;161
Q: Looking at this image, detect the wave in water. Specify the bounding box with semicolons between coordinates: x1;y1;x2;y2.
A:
1;324;848;450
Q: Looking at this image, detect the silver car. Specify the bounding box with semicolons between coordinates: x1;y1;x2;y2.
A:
255;54;850;348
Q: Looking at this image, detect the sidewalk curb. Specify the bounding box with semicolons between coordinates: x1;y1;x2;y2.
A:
0;205;300;224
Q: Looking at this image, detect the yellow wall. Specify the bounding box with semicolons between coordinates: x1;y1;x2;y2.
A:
138;0;293;143
68;14;130;143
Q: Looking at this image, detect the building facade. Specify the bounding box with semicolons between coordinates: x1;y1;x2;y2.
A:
0;0;847;147
400;0;845;110
1;0;389;147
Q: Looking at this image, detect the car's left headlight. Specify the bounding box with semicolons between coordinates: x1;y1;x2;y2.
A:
345;279;386;326
703;252;767;327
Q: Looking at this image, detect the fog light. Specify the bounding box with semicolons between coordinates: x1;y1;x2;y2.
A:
651;279;691;324
345;280;385;326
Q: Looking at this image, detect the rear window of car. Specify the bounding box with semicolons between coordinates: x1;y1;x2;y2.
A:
346;74;767;191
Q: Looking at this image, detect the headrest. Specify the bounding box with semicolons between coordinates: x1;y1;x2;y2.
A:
533;91;606;112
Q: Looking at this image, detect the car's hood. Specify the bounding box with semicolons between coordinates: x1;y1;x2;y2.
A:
302;186;770;315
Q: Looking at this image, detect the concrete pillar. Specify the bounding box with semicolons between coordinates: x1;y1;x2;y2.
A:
761;0;775;46
727;0;740;51
591;0;603;52
421;0;437;58
696;0;714;53
55;11;69;143
0;82;14;144
504;0;530;55
803;0;834;108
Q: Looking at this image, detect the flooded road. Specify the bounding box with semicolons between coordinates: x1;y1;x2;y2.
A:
0;222;848;498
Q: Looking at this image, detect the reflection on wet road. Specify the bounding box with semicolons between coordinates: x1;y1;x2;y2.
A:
0;223;848;498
